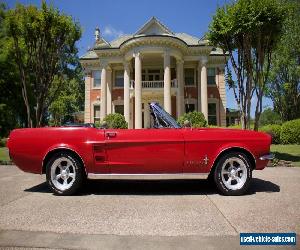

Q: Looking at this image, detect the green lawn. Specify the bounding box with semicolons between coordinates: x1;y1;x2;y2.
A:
0;147;10;162
271;144;300;167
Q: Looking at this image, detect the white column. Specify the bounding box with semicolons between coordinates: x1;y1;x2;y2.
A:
84;71;91;123
100;62;108;120
106;68;112;114
164;50;171;114
200;57;208;121
134;52;142;129
197;63;202;112
123;61;130;127
176;59;184;117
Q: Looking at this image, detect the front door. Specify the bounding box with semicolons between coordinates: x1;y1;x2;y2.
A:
105;129;184;174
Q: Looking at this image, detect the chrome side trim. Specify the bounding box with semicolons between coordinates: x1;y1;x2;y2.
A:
259;154;274;161
88;173;209;180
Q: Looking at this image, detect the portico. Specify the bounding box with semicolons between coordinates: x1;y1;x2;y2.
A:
80;17;227;128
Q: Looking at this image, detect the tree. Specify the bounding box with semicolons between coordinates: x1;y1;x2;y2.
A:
208;0;285;130
259;108;282;126
266;0;300;121
0;3;26;136
48;65;84;126
5;2;81;127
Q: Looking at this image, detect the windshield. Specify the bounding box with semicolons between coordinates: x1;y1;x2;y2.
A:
150;103;181;129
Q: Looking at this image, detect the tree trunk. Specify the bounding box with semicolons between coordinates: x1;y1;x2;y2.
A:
253;91;263;131
240;111;247;129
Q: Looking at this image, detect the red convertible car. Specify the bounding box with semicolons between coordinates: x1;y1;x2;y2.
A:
7;103;273;196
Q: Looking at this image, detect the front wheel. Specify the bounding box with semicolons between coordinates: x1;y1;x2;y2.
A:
214;152;252;196
46;152;84;195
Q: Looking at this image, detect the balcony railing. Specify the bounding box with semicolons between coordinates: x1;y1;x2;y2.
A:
130;79;178;89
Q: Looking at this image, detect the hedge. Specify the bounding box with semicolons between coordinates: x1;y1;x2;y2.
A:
280;119;300;144
0;138;8;147
259;124;282;144
177;111;207;128
103;113;128;129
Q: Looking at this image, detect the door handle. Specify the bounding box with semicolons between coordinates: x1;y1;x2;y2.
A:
106;132;117;138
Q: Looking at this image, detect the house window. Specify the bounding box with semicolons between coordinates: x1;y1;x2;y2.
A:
148;69;161;81
115;105;124;115
115;70;124;87
207;68;216;85
208;103;217;125
93;70;101;88
185;104;195;113
94;105;100;123
184;68;195;86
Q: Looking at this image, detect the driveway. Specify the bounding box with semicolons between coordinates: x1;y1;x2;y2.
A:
0;165;299;249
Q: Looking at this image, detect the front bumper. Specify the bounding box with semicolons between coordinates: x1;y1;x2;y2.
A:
259;154;274;161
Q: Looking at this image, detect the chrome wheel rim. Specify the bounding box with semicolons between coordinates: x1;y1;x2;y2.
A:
50;157;76;191
221;157;247;190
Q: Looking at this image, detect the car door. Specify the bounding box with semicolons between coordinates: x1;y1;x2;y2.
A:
105;128;184;174
181;128;213;173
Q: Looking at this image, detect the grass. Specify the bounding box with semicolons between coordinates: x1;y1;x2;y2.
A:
0;147;10;162
271;144;300;167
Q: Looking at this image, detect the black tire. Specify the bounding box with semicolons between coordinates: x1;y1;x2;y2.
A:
46;152;84;195
213;152;252;196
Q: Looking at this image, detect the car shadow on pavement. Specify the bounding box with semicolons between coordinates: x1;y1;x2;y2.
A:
24;178;280;196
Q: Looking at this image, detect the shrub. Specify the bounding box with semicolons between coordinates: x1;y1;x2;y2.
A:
94;121;101;128
227;124;242;129
0;138;7;147
178;111;207;128
259;124;282;144
259;108;282;126
103;113;128;129
280;119;300;144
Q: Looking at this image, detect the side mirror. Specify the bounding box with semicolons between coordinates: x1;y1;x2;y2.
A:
183;120;191;128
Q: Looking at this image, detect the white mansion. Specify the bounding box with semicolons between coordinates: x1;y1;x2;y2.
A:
80;17;227;128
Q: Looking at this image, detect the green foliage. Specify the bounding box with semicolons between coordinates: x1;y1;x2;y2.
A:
178;111;207;128
103;113;128;129
48;66;84;126
280;119;300;144
0;104;19;137
227;124;242;129
259;108;282;126
0;138;7;147
266;0;300;121
4;1;82;127
207;0;285;130
0;3;25;136
259;124;282;144
94;121;101;128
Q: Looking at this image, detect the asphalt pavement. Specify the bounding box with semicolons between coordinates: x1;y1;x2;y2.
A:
0;165;299;249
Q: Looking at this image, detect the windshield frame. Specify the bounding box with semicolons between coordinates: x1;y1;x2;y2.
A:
149;102;182;129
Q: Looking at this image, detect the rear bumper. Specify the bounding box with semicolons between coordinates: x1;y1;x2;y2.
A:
259;154;274;161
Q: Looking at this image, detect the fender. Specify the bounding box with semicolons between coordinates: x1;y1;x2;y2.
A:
210;143;257;171
42;144;90;175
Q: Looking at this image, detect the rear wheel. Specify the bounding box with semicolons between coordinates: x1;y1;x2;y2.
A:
214;152;252;195
46;152;84;195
